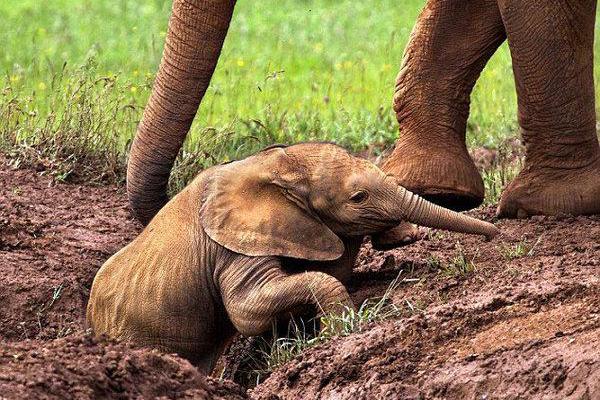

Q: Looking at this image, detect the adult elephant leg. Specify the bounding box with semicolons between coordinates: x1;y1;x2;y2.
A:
496;0;600;218
382;0;506;211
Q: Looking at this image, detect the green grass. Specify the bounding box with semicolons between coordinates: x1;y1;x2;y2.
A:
497;235;543;260
231;272;413;386
480;139;524;205
426;241;478;278
1;1;600;191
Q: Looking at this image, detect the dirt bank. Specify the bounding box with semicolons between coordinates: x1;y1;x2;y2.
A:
1;156;599;399
253;210;600;399
0;334;248;399
0;157;139;340
0;157;247;398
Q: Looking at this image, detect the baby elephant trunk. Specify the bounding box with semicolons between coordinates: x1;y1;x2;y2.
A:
396;186;499;239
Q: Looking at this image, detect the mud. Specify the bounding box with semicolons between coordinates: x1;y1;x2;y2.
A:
0;157;247;399
0;157;139;340
253;210;600;399
1;155;599;399
0;334;248;399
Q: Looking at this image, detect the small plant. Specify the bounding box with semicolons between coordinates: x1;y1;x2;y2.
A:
319;272;405;337
259;320;321;375
498;235;543;260
234;273;411;385
424;230;446;242
426;255;442;270
403;297;426;315
482;139;523;205
36;284;64;330
438;242;477;278
425;245;478;278
54;325;74;339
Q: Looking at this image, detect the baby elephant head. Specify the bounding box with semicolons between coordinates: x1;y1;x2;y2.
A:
200;143;498;261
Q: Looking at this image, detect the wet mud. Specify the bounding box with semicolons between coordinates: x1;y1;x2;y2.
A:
1;156;598;399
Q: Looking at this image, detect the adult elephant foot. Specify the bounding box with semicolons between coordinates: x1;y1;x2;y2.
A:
497;159;600;218
382;142;484;212
495;0;600;218
385;0;504;212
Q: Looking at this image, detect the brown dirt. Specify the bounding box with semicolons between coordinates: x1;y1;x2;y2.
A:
0;158;138;341
0;156;247;399
1;155;599;399
253;210;600;399
0;334;247;399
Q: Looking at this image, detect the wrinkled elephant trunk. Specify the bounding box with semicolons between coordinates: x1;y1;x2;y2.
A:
396;186;499;239
127;0;236;225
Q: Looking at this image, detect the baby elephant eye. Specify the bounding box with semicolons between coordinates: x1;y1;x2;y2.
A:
349;190;369;204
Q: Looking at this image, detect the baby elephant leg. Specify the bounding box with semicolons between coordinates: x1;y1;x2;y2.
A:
222;268;353;337
316;236;363;285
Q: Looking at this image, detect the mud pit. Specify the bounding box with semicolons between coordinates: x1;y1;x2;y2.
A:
1;156;599;399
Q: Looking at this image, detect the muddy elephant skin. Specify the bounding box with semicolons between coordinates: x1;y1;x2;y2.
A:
87;143;498;373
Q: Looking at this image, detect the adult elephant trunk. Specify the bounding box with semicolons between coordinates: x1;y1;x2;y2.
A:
396;186;499;239
127;0;236;225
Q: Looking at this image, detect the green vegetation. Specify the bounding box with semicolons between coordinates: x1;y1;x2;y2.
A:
32;284;72;339
441;248;477;277
2;59;131;183
480;140;524;205
427;242;478;278
1;1;599;194
498;235;543;260
234;273;412;385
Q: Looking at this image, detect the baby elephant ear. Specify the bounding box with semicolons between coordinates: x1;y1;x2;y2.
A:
200;147;344;261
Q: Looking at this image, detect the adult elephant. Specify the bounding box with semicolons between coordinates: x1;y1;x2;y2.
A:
127;0;600;225
383;0;600;218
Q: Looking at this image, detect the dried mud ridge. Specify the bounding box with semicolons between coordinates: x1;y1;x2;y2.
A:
0;335;247;399
1;156;599;399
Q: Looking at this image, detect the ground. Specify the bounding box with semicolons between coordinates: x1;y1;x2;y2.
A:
2;1;599;399
253;213;600;399
0;157;248;399
1;155;598;400
0;336;247;400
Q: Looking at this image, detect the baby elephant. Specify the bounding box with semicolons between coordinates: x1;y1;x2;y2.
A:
87;143;498;372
